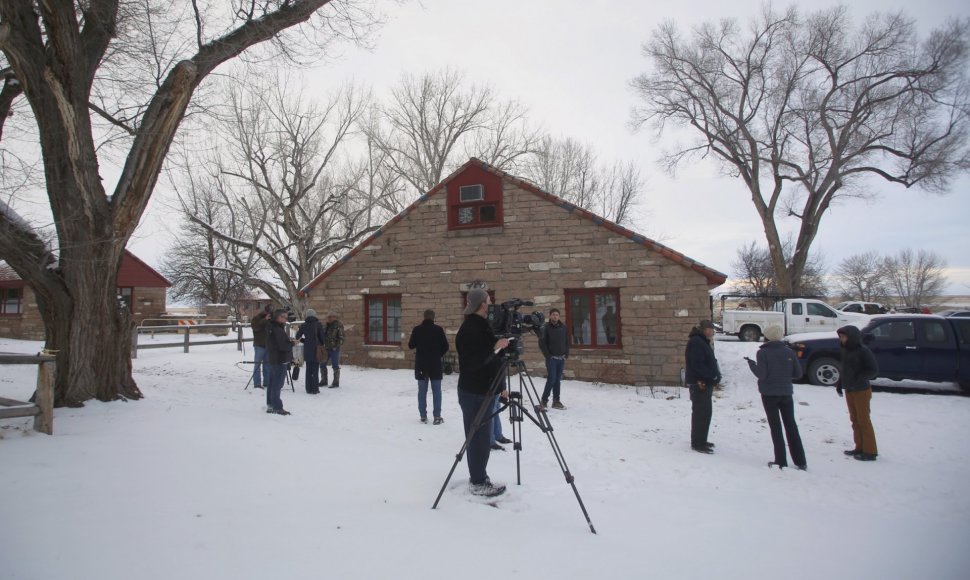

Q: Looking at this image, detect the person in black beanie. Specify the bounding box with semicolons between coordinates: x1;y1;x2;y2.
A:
455;288;510;497
685;319;721;454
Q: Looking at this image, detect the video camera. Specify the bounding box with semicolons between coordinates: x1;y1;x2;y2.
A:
488;298;545;344
283;305;297;323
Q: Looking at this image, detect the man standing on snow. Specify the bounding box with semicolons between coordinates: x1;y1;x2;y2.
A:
408;309;450;424
836;325;879;461
538;308;570;410
266;309;296;415
323;311;345;388
250;304;272;389
456;288;510;498
685;319;721;454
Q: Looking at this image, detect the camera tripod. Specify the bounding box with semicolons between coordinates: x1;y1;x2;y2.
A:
241;361;295;392
431;351;597;534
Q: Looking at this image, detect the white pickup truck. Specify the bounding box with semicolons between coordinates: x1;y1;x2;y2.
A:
721;298;870;341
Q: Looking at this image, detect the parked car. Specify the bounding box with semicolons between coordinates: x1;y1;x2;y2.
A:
936;309;970;318
721;298;870;342
834;301;890;315
786;315;970;392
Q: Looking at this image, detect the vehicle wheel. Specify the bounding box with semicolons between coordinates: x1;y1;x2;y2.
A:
807;358;841;387
739;325;761;342
959;380;970;393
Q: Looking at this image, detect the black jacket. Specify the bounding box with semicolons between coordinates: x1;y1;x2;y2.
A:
250;313;269;348
456;313;503;396
266;320;294;364
838;325;879;392
747;340;801;396
539;321;570;359
684;327;720;386
296;316;326;362
408;319;450;380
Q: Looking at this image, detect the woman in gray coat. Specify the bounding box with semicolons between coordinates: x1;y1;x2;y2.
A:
746;326;807;470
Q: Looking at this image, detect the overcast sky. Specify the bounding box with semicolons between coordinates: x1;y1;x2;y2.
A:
132;0;970;295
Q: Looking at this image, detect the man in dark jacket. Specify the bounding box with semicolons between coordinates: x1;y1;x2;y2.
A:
837;325;879;461
456;288;510;497
323;311;345;388
266;309;295;415
408;309;450;424
685;320;721;454
538;308;570;410
250;304;272;388
746;325;806;469
295;309;326;395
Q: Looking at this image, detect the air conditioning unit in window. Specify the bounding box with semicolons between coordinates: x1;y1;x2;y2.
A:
459;184;484;202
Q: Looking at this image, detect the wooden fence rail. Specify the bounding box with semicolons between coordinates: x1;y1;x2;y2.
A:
0;353;56;435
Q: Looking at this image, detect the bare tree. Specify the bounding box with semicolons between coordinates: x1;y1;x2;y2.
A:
369;68;541;199
732;239;827;309
181;80;382;317
833;251;891;302
160;175;249;311
522;136;645;226
632;6;970;295
0;1;380;405
883;249;948;308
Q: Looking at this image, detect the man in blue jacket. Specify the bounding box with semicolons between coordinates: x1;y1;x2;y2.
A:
685;320;721;454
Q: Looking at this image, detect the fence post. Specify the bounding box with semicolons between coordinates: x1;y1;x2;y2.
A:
131;330;139;359
183;327;190;354
34;360;54;435
237;324;243;351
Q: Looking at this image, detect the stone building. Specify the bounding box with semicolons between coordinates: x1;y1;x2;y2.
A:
0;250;171;340
301;159;726;386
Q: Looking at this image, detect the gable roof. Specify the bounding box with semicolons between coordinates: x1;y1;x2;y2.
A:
0;250;171;288
302;158;727;293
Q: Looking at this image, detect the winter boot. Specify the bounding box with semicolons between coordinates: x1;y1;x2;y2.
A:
551;399;566;410
330;368;340;388
321;367;328;387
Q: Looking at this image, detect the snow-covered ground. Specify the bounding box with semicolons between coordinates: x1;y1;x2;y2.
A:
1;335;968;580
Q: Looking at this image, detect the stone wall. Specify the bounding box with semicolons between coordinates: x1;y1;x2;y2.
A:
306;181;714;386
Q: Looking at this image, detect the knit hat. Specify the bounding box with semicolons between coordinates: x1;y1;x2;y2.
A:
698;319;715;330
763;325;784;342
305;309;317;318
463;288;489;315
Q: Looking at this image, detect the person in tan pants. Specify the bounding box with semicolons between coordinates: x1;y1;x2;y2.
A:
836;326;879;461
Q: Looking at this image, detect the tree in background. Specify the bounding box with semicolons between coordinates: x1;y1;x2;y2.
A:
732;240;826;309
833;252;891;302
160;176;249;312
179;79;383;316
633;6;970;296
522;136;644;226
883;249;948;309
0;1;380;405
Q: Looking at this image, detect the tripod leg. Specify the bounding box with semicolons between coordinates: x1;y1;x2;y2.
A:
433;358;511;509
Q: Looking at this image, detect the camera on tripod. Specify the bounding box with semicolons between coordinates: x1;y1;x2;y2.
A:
282;305;297;323
488;298;545;355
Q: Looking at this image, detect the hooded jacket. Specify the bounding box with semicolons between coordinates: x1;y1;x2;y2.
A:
456;313;503;395
837;325;879;392
266;319;294;365
684;327;721;386
539;320;570;359
747;340;801;396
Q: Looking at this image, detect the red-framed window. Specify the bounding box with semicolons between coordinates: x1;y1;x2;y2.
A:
565;289;621;348
0;287;22;315
365;294;402;345
447;166;503;230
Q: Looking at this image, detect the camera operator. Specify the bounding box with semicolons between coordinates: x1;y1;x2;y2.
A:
266;309;297;416
250;304;272;389
456;288;510;497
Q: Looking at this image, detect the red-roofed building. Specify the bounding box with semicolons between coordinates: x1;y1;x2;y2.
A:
300;159;726;386
0;250;171;340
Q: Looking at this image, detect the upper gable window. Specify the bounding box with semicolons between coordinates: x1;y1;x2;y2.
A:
447;167;503;231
